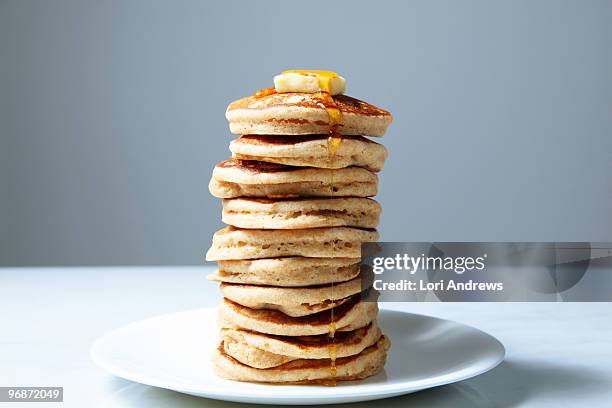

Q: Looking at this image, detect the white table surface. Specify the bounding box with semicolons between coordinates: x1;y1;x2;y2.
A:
1;266;611;407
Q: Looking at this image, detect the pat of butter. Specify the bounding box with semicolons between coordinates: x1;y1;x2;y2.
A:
274;70;346;95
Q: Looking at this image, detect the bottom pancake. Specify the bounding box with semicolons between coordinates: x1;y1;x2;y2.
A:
213;336;390;384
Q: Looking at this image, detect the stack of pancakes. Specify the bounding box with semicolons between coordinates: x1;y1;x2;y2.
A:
206;89;392;384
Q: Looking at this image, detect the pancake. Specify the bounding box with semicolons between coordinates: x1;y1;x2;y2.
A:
219;276;363;317
230;135;387;172
226;93;392;137
218;295;378;336
208;257;361;287
209;159;377;199
222;336;295;369
222;197;381;229
206;226;378;261
213;335;391;383
220;321;382;369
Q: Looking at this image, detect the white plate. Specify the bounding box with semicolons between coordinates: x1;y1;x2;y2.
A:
91;308;504;405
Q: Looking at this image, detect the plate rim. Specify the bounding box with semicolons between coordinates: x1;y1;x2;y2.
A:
90;307;505;403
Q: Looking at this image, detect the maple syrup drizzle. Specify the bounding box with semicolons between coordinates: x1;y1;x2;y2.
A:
310;79;343;386
255;72;344;384
253;87;277;98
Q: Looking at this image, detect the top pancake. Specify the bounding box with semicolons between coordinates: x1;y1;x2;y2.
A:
226;93;392;137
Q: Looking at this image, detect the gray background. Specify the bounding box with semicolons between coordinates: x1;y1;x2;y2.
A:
1;0;611;266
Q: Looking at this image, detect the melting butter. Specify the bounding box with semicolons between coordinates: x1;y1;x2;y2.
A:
274;70;346;95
